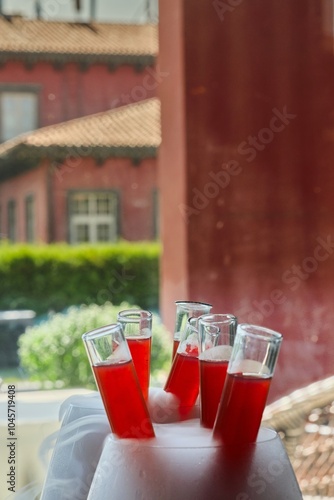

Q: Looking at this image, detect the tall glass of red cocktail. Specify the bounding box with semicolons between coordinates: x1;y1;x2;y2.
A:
82;323;155;439
164;317;201;419
213;323;282;448
117;309;152;401
198;313;237;429
172;301;212;359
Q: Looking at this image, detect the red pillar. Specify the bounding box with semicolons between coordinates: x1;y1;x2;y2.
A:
158;0;189;324
158;0;334;399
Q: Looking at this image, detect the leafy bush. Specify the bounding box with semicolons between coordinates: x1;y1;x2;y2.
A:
0;242;160;315
18;302;172;388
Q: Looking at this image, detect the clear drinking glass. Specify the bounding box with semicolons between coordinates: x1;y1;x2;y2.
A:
82;323;155;439
117;309;152;401
164;317;201;419
172;301;212;359
198;313;237;428
213;323;282;447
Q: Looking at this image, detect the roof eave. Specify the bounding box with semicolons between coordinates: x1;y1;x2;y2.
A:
0;143;159;181
0;51;156;69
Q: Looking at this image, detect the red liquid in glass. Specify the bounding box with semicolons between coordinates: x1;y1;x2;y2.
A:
164;352;199;418
213;372;271;447
172;339;180;359
127;336;151;401
93;360;155;439
200;359;228;429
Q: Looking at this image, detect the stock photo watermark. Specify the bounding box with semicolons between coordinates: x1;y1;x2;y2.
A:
111;65;169;108
34;0;71;18
237;107;297;162
50;63;169;183
179;106;297;223
50;145;92;182
213;0;244;22
236;450;290;499
236;234;334;324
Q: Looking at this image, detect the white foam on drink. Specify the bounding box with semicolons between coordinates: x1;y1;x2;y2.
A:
174;330;182;339
140;327;152;338
126;328;151;339
104;341;130;363
199;345;232;361
229;358;271;376
179;332;199;355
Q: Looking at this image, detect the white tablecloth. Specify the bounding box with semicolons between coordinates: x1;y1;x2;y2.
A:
40;392;109;500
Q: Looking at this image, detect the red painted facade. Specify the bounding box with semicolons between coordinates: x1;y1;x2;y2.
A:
0;156;157;242
0;60;157;126
0;25;158;243
0;163;49;241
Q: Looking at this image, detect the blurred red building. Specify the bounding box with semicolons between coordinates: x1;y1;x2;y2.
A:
0;16;160;242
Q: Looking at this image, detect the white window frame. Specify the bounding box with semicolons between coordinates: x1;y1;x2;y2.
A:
0;86;39;142
68;191;119;244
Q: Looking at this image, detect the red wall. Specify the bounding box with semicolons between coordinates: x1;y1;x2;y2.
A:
0;56;159;243
0;156;157;243
0;60;157;126
0;164;49;242
159;0;334;400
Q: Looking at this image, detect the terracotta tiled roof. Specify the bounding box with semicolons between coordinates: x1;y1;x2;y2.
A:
0;16;157;66
263;376;334;498
0;98;161;179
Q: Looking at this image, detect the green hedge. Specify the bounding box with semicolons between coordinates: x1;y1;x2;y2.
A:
0;242;160;315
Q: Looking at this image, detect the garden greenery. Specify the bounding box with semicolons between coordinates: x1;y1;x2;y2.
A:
0;242;160;315
18;303;172;388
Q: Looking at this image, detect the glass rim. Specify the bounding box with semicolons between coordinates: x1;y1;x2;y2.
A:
238;323;283;342
82;322;122;341
199;313;237;325
175;300;212;308
117;309;152;323
187;316;200;329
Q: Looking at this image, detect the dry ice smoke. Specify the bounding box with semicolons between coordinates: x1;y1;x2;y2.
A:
148;387;199;422
8;389;201;499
